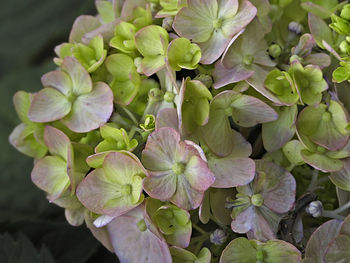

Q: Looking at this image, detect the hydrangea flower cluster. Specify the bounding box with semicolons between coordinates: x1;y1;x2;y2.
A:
9;0;350;262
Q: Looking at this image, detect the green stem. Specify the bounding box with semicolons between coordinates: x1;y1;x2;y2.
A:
121;106;139;125
333;199;350;214
193;224;207;235
322;210;345;220
210;215;230;232
307;170;319;191
129;126;136;139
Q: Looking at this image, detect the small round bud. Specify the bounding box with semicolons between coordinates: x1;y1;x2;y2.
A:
140;114;155;131
162;16;174;31
288;22;303;35
210;229;227;245
268;44;282;58
251;194;264;207
243;54;254;66
330;14;350;35
164;91;175;102
305;200;323;218
148;88;164;102
137;219;147;232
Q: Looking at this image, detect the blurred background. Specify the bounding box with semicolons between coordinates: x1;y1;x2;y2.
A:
0;0;116;262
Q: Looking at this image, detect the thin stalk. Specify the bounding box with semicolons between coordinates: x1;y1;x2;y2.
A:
121;106;139;125
193;224;207;235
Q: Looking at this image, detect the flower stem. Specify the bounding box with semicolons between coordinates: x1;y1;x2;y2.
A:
192;224;207;235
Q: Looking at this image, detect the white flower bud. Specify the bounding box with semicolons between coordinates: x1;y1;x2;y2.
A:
305;200;323;218
210;229;227;245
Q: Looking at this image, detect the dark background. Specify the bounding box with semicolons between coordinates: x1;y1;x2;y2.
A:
0;0;117;262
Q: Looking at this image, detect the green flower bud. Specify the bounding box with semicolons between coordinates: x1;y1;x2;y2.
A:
251;194;264;207
140;114;156;132
330;14;350;35
148;88;164;102
341;4;350;20
164;91;175;102
243;54;254;66
268;44;282;58
137;219;147;232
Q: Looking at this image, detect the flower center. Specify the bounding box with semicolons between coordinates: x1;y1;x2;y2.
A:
120;184;132;195
137;219;147;232
172;162;185;175
251;194;264;207
243;54;254;66
213;19;222;29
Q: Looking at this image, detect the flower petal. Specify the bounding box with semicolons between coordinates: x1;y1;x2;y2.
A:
41;70;72;96
62;82;113;133
61;57;93;95
107;205;172;263
28;88;71;123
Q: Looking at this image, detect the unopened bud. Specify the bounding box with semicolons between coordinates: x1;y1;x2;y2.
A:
268;44;282;58
306;200;323;218
289;22;303;35
210;229;227;245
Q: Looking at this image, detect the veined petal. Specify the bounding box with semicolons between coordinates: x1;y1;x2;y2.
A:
62;82;113;133
41;70;72;96
28;88;71;123
44;126;71;161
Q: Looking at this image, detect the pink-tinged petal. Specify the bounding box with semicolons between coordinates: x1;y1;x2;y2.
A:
69;15;101;43
107;205;172;263
184;155;215;191
172;0;217;43
86;151;112;168
301;149;344;172
210;157;255;188
31;156;70;202
262;172;296;214
85;212;114;252
143;171;177;201
325;235;350;262
61;57;92;95
142;127;180;171
28;88;71;123
62;82;113;133
246;65;282;104
41;70;72;96
44;126;71;161
82;20;119;45
304;219;342;262
156;108;180;131
170;173;205;210
220;0;257;40
120;0;147;21
198;29;229;64
217;0;238;18
231;94;278;127
213;61;254;89
304;53;331;69
76;170;142;218
262;105;298;152
247;206;280;241
77;152;145;217
255;160;296;213
231;206;254;234
330;158;350;191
